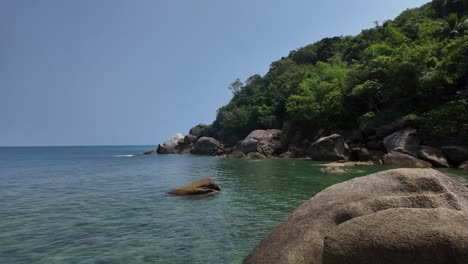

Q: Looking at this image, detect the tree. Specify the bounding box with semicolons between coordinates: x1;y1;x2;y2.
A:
228;78;243;94
441;13;468;37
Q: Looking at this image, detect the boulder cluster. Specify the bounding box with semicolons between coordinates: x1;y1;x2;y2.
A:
147;123;468;170
152;124;224;156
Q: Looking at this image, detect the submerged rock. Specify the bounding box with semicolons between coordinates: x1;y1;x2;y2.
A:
229;150;246;158
243;169;468;264
321;166;347;174
247;152;267;159
143;150;157;155
168;178;221;196
308;134;349;161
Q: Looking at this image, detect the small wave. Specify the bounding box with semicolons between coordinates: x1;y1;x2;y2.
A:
113;155;134;157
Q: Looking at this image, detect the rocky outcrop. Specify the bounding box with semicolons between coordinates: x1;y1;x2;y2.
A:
238;129;284;156
143;150;157;155
383;151;432;168
189;124;208;139
192;137;223;155
157;133;185;154
418;146;449;168
243;169;468;264
442;146;468;166
383;128;420;155
168;178;221;195
308;134;350;161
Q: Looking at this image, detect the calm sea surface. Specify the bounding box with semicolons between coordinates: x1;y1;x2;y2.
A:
1;146;464;263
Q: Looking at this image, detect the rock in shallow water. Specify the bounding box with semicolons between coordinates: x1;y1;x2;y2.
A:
243;168;468;264
157;133;185;154
383;151;432;168
169;178;221;196
192;137;223;155
417;146;449;168
309;134;350;161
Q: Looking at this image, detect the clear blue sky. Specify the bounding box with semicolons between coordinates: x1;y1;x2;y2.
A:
1;0;429;146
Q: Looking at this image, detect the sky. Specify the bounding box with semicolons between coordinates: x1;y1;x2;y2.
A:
0;0;429;146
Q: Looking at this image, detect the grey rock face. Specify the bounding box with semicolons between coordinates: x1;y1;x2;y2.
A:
192;137;223;155
441;146;468;166
243;169;468;264
238;129;284;156
239;138;259;154
308;134;350;161
184;134;198;145
418;146;449;168
157;133;185;154
383;128;420;155
189;124;208;138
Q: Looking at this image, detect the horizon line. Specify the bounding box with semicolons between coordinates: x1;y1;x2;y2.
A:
0;144;157;148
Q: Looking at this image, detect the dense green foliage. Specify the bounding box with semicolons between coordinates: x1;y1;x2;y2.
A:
212;0;468;146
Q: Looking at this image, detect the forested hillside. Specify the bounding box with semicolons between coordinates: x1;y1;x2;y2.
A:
210;0;468;147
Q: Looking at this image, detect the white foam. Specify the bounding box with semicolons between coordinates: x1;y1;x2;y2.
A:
113;155;134;157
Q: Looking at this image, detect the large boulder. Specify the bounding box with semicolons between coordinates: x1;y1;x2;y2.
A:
238;129;283;156
189;124;208;139
383;151;432;168
157;133;185;154
243;169;468;264
308;134;350;161
192;137;223;155
418;146;449;168
383;128;420;155
238;138;259;154
349;147;384;163
441;146;468;166
168;178;221;195
184;134;198;144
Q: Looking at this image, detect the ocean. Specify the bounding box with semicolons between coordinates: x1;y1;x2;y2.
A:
0;146;424;263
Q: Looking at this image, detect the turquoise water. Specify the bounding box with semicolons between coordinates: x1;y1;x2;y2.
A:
1;146;462;264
